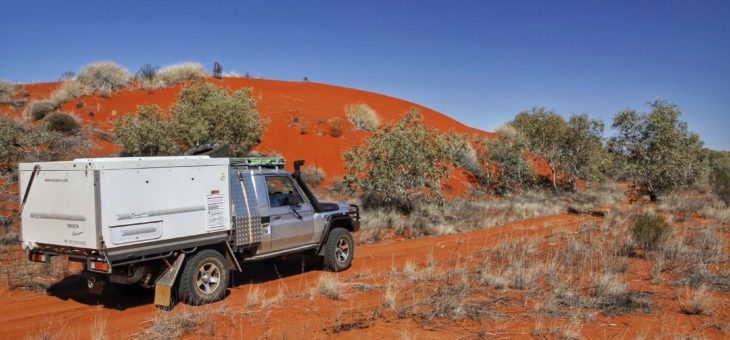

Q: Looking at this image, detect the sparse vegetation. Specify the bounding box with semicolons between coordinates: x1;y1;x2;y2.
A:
609;100;706;200
113;105;178;156
171;83;263;155
0;117;22;164
480;125;536;194
156;62;208;86
134;64;160;88
0;80;17;100
44;112;80;134
301;166;325;186
345;103;380;132
327;117;345;137
630;214;670;250
24;100;58;121
344;109;449;213
50;80;86;103
77;61;131;94
316;274;342;300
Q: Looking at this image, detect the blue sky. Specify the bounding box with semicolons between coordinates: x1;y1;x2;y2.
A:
2;1;729;150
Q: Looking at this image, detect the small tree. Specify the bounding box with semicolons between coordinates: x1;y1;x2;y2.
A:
709;151;730;205
512;108;609;190
113;105;178;156
609;100;705;200
344;108;449;212
171;83;263;155
135;64;159;82
213;62;223;78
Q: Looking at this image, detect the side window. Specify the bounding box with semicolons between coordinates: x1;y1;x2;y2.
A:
265;176;303;208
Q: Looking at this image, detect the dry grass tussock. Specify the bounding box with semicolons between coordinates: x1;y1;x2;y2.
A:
658;191;730;224
345;103;380;132
156;62;208;86
136;306;226;340
315;273;342;300
359;184;625;242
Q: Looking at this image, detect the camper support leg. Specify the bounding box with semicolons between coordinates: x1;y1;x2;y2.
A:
154;253;186;310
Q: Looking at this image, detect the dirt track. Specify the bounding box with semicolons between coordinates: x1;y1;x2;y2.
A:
0;213;593;339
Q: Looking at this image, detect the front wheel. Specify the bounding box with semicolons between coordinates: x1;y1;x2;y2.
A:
323;228;354;272
178;249;229;305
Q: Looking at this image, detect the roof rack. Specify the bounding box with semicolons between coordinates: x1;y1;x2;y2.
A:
230;157;285;168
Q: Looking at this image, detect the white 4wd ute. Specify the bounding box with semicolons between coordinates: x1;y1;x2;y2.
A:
18;156;359;308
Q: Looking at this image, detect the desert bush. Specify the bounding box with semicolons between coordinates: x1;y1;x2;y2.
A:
480;127;536;194
327;117;345;137
171;83;263;155
301;166;325;186
439;131;480;174
0;80;17;100
20;128;91;162
44;112;80;134
630;213;671;250
113;105;178;156
708;151;730;205
58;71;75;81
135;64;161;88
157;62;208;86
344;109;449;212
0;117;22;164
77;61;131;93
609;100;707;200
50;80;86;103
24;100;58;121
512;108;611;190
345;103;380;132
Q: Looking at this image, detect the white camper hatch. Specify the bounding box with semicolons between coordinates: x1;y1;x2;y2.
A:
19;157;232;253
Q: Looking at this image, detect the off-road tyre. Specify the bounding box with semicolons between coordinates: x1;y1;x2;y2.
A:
323;228;354;272
178;249;229;305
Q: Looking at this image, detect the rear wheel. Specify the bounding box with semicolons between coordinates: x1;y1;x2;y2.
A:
178;249;229;305
323;228;354;272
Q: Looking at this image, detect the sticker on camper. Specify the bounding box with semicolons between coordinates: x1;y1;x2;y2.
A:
205;193;225;231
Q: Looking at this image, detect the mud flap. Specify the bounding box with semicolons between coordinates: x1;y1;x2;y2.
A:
154;253;186;309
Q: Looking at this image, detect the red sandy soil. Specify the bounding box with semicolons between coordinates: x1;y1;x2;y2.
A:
1;211;727;339
1;78;554;194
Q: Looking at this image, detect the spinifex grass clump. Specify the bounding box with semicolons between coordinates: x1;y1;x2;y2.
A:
630;213;671;250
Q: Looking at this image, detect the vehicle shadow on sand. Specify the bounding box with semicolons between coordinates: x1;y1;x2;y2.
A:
46;275;154;311
231;254;323;286
44;255;323;310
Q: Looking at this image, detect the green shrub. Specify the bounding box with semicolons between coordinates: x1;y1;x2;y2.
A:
438;131;479;174
327;117;345;137
0;117;22;164
709;152;730;205
24;100;58;121
345;103;380;132
171;83;263;155
44;112;80;134
77;61;131;93
0;80;17;100
157;63;208;86
113;105;178;156
482;127;536;194
344;108;449;212
630;214;671;250
301;166;325;186
50;80;86;103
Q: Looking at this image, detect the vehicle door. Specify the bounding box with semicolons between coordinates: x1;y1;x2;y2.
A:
265;175;315;252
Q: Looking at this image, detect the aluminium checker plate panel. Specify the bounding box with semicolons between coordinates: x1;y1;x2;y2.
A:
230;168;263;247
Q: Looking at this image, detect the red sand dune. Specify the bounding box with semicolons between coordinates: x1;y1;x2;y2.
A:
2;78;554;192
